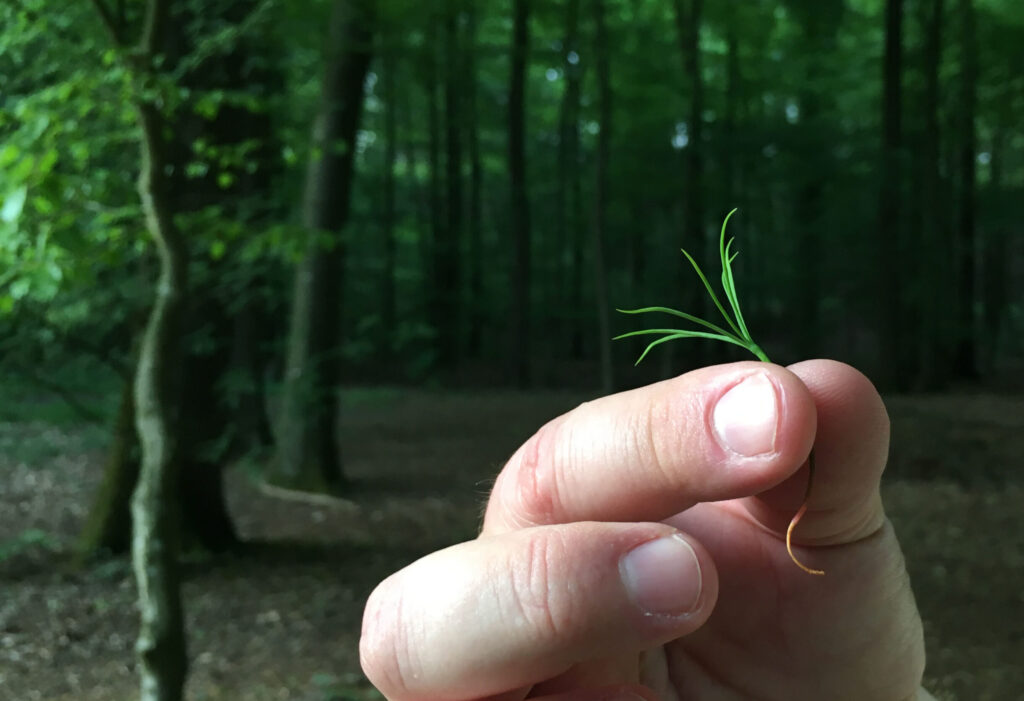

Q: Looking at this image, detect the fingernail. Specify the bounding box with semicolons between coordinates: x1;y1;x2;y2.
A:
620;535;702;616
712;373;779;457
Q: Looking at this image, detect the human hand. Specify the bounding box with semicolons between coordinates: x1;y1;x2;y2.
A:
360;360;927;701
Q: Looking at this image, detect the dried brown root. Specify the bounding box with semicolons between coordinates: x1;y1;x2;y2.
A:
786;451;825;576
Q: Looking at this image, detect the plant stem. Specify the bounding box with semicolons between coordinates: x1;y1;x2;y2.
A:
785;450;825;576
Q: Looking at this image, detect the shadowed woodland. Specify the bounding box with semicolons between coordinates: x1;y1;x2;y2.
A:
0;0;1022;699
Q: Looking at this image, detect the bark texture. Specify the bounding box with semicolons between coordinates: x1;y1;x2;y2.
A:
274;0;373;491
128;2;189;696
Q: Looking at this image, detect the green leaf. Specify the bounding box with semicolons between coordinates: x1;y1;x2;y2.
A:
614;209;771;365
1;186;28;224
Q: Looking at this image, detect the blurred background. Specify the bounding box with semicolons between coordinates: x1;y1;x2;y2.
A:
0;0;1021;699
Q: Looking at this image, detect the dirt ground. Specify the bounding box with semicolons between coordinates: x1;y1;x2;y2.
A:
1;388;1022;700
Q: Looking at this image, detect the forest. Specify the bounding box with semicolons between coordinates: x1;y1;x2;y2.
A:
1;0;1022;699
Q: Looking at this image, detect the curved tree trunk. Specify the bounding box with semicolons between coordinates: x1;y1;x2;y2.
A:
89;0;189;696
132;96;189;701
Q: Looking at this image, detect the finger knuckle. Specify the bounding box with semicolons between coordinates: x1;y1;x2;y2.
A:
359;577;418;698
507;416;566;526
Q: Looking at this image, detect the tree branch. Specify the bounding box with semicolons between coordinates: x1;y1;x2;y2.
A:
87;0;123;46
139;0;170;56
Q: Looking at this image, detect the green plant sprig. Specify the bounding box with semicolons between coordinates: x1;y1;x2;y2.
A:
615;208;824;576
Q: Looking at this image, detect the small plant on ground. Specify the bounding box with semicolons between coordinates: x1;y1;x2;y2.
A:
615;208;824;576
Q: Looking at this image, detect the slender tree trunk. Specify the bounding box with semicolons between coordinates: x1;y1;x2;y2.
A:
877;0;905;388
86;0;189;696
426;25;445;359
668;0;705;373
981;127;1007;373
133;96;189;701
465;4;484;357
558;0;585;360
509;0;531;386
953;0;978;378
592;0;614;394
381;41;398;351
723;0;739;210
442;1;463;364
916;0;945;388
274;0;373;491
77;376;138;561
127;0;190;689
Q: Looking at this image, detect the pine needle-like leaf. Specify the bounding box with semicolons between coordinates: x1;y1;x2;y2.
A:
613;207;823;576
616;306;733;338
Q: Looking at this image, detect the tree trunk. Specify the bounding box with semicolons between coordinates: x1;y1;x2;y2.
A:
556;0;586;361
723;0;740;211
133;97;189;701
426;24;445;362
592;0;614;394
381;40;398;352
274;0;373;491
953;0;978;379
442;1;463;364
509;0;531;387
788;2;842;359
558;0;585;360
86;0;191;696
119;0;190;689
915;0;946;389
76;376;139;561
981;128;1007;373
669;0;706;373
877;0;905;388
465;3;484;358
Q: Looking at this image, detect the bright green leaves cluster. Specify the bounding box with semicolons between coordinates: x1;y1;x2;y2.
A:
0;1;140;315
615;209;771;365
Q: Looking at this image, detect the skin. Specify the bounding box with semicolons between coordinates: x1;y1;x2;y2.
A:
360;360;930;701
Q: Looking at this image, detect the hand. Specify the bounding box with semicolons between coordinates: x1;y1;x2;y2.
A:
360;360;927;701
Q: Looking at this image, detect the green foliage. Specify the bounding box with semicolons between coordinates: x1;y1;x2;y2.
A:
0;528;58;562
616;210;771;365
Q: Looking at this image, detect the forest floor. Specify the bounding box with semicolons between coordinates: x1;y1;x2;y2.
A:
0;386;1022;700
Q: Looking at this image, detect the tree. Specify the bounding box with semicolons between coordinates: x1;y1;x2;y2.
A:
915;0;947;388
465;2;485;358
877;0;905;387
442;0;463;362
508;0;532;387
89;0;190;696
273;0;374;492
592;0;614;394
666;0;707;373
953;0;979;379
557;0;586;360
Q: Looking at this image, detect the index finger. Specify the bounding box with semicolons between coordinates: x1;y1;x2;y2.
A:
482;362;818;535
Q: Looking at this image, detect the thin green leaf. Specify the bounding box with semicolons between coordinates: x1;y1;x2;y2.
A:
719;215;752;341
614;208;769;366
615;306;734;338
679;247;741;336
615;328;756;359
